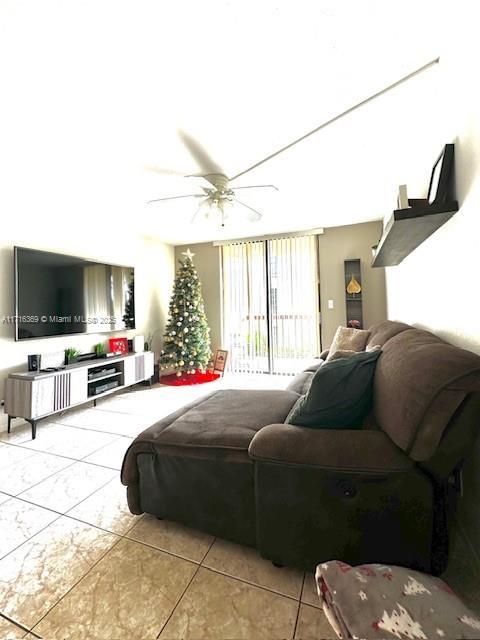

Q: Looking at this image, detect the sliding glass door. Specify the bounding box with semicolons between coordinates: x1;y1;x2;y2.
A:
221;241;268;373
222;235;320;374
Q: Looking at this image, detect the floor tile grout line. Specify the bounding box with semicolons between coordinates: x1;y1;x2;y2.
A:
292;573;306;639
29;534;125;635
78;435;132;466
119;526;302;602
155;536;217;639
58;471;121;515
0;611;42;638
19;471;119;519
2;496;304;610
0;431;125;460
0;466;125;564
198;564;302;603
199;539;303;602
0;439;124;471
56;509;305;604
63;511;142;540
51;420;147;438
0;420;123;450
0;459;78;501
0;509;63;564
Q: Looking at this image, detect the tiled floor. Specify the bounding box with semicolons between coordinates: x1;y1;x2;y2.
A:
0;375;334;639
0;374;478;638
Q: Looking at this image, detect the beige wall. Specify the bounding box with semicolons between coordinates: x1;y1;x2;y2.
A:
0;230;175;400
176;221;388;356
385;5;480;576
174;243;222;354
318;222;387;348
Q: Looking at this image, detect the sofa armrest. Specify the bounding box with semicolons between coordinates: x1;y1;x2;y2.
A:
248;424;413;473
319;349;330;360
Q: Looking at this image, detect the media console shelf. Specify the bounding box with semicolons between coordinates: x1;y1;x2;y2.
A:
4;351;154;439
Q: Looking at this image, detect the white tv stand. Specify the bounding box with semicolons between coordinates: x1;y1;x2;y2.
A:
4;351;154;439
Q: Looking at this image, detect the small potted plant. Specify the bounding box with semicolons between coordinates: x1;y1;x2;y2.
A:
64;347;80;366
94;342;106;358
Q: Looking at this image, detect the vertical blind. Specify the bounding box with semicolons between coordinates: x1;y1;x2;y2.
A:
221;235;319;374
221;241;268;373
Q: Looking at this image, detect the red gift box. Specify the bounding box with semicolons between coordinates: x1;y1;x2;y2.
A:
109;337;128;354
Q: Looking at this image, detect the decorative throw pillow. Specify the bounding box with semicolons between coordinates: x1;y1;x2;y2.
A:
315;561;480;640
286;349;382;429
326;326;371;362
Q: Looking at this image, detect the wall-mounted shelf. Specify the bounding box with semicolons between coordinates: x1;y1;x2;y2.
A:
372;143;459;268
344;259;363;329
372;200;459;267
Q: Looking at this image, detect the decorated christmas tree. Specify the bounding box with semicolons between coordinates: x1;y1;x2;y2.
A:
123;276;135;329
159;249;212;377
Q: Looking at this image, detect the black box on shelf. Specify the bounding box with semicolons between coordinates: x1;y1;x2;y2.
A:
89;379;119;396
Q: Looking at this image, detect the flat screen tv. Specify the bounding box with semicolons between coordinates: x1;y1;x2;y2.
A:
14;247;135;340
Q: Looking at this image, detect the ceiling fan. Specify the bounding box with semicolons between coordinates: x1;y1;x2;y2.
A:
146;132;279;226
146;58;439;226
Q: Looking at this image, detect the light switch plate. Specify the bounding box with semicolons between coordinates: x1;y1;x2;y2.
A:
328;299;334;309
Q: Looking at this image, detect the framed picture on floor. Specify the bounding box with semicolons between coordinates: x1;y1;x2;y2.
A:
213;349;228;375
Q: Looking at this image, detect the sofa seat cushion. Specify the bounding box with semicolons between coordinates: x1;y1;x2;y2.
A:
122;388;299;484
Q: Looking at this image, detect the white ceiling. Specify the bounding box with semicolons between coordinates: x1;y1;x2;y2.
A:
0;0;448;245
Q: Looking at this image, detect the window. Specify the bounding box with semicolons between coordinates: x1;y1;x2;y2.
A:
221;235;320;374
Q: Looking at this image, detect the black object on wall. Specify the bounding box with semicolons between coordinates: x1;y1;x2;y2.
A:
372;144;459;268
14;246;136;340
344;259;363;329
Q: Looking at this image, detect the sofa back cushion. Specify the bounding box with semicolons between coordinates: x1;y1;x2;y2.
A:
373;328;480;460
366;320;411;349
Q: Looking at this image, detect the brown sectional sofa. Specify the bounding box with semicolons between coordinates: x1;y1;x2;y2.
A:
121;321;480;573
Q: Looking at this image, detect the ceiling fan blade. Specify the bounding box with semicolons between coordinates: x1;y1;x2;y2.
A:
232;184;279;192
185;173;225;189
143;164;188;177
146;193;205;204
178;130;224;175
233;198;263;222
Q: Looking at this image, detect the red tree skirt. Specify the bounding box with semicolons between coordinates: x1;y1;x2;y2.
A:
160;369;221;386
